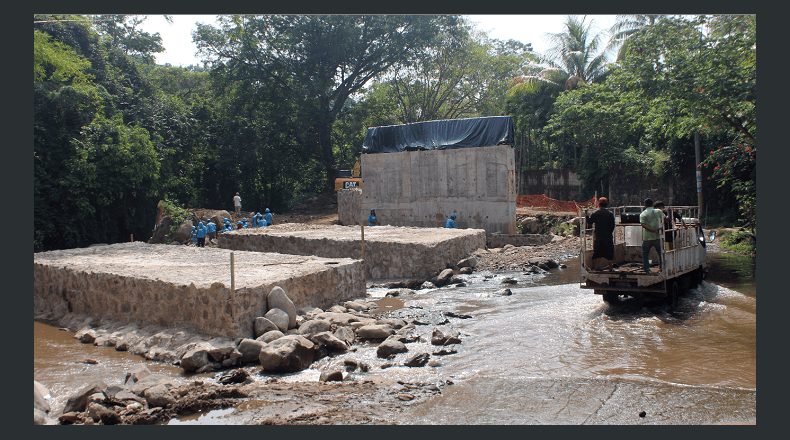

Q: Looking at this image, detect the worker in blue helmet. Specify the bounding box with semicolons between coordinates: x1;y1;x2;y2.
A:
263;208;273;227
195;221;208;247
368;208;378;226
252;212;262;228
206;218;217;244
446;213;457;229
190;226;197;245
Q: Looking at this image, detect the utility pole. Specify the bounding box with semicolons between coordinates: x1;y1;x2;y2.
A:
694;110;703;216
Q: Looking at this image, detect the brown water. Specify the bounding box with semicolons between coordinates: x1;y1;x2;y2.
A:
33;254;756;424
33;322;186;415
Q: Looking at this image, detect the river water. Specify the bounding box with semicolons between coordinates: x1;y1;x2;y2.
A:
33;252;756;424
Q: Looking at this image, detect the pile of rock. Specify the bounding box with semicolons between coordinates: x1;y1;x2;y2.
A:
472;240;579;273
44;364;241;425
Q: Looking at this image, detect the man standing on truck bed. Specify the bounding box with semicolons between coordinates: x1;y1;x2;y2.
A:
640;198;665;273
585;197;615;271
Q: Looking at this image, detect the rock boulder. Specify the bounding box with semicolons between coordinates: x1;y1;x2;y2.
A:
253;317;279;338
264;308;290;333
258;335;316;373
237;338;267;363
431;327;462;346
63;381;108;414
377;335;408;358
356;324;395;340
180;342;214;372
267;287;298;329
299;319;333;336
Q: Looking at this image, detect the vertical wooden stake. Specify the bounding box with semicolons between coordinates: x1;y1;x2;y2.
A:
131;234;133;242
230;252;235;318
361;224;365;260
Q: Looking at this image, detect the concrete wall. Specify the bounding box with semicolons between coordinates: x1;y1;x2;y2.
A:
520;169;582;201
220;225;486;281
360;145;517;234
338;188;363;226
33;243;365;340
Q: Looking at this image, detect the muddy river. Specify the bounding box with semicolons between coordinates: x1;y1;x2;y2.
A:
34;253;756;424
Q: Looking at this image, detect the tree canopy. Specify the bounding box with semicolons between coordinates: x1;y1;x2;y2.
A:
33;14;757;251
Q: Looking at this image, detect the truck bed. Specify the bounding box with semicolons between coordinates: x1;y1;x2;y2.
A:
580;206;706;295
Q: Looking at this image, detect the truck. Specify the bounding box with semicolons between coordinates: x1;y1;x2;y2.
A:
579;205;707;307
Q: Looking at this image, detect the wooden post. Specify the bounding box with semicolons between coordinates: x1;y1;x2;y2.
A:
361;224;365;260
230;252;235;318
130;234;133;242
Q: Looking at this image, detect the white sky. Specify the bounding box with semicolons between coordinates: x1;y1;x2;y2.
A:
139;14;619;67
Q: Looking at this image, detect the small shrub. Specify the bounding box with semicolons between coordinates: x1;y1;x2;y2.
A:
717;229;756;256
161;198;190;243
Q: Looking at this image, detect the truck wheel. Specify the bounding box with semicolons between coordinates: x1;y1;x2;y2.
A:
602;292;621;305
667;281;681;308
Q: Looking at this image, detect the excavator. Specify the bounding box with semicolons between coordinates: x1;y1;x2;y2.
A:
334;161;362;191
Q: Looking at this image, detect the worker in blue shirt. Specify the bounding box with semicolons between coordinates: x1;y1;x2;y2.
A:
242;217;248;228
195;221;207;247
446;213;457;229
190;226;197;245
368;208;378;226
206;219;217;244
264;208;273;226
252;212;262;228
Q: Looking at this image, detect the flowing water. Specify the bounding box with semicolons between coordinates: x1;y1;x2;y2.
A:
34;253;756;424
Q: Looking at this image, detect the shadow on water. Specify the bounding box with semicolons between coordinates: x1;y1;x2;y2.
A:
705;252;756;296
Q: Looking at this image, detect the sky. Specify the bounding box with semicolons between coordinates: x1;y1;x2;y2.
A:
138;14;620;67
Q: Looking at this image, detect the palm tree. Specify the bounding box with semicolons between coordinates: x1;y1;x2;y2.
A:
607;15;664;61
509;16;610;169
543;15;611;88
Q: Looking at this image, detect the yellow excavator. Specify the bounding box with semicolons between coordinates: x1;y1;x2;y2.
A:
334;161;362;191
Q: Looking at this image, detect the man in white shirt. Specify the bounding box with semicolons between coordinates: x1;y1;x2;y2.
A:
233;192;241;216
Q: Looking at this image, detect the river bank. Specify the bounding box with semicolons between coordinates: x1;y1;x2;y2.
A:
34;227;750;425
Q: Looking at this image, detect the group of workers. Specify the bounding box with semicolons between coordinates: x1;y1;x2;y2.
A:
366;208;458;228
586;197;690;274
189;207;274;247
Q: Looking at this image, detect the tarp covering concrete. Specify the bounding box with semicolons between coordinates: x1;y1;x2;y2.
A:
362;116;514;154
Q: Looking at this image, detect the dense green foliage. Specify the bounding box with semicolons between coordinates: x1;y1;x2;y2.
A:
717;229;756;256
33;14;756;252
506;15;755;230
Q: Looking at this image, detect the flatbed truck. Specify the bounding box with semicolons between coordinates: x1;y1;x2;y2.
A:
580;205;707;306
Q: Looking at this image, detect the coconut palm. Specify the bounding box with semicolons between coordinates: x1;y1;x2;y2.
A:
607;15;664;61
543;15;610;88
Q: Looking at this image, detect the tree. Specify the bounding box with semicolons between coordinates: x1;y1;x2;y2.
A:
541;15;611;88
615;15;756;227
92;15;169;64
194;14;459;191
34;29;93;84
382;23;532;123
607;15;664;61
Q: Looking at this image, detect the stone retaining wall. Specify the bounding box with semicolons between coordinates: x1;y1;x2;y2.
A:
338;188;363;226
219;225;486;281
486;234;554;249
33;243;365;340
